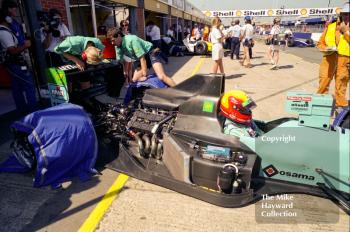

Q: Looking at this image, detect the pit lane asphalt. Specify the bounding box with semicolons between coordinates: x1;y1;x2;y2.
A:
0;42;349;232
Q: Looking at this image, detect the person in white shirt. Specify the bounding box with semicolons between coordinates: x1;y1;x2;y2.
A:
41;8;70;67
240;16;254;68
146;21;161;48
267;18;281;70
211;17;224;74
227;19;241;60
166;25;175;39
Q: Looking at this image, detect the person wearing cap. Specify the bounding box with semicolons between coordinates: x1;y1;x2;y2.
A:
110;31;176;87
267;17;282;70
316;2;349;113
227;19;242;60
220;90;263;138
54;36;104;71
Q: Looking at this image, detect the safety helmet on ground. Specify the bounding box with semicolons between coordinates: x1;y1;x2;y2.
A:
220;90;256;124
340;2;350;13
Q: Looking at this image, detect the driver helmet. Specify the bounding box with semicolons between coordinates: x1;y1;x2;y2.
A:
220;90;256;124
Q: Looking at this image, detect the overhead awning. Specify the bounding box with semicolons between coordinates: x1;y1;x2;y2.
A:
171;7;183;18
69;0;138;7
184;13;191;21
145;0;168;14
110;0;138;7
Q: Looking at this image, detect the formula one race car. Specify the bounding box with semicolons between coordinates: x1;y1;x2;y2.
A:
92;74;349;214
182;35;212;55
265;33;315;47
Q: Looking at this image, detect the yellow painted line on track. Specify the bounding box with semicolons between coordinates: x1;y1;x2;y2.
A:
78;174;129;232
79;57;205;232
191;57;205;76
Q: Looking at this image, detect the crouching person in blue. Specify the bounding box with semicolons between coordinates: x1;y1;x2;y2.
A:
220;90;263;137
0;10;37;113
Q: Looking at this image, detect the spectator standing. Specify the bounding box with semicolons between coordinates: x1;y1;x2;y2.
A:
41;8;71;67
240;16;254;68
0;9;37;113
227;19;241;60
166;25;175;39
211;17;224;74
146;21;161;49
267;18;281;70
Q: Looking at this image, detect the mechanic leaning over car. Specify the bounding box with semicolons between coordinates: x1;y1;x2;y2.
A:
54;36;105;89
220;90;264;138
110;30;176;87
316;2;350;114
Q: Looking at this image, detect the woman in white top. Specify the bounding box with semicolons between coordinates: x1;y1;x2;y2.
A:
240;16;254;68
210;17;224;74
267;18;281;70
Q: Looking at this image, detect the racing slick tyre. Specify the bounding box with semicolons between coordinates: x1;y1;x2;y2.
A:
195;41;208;55
287;38;295;47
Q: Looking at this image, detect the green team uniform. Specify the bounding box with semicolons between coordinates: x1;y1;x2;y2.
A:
115;35;153;62
224;119;264;137
54;36;104;55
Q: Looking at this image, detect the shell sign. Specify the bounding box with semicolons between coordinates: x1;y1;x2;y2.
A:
203;7;340;18
267;9;274;16
204;11;212;17
300;8;308;16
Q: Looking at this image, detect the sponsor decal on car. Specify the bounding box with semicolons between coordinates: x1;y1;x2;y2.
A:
263;165;315;181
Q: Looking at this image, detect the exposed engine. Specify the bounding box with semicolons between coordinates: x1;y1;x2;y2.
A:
94;103;177;160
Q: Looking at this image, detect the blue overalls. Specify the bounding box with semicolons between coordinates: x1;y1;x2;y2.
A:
5;19;37;112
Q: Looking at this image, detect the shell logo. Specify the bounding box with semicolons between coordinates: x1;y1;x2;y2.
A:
300;8;308;16
267;9;274;16
236;10;242;17
335;7;342;15
204;11;212;17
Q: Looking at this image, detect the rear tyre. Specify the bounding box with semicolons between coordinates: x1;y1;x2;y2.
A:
195;41;208;55
287;38;295;47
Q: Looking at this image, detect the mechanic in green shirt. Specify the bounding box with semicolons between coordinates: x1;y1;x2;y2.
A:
111;31;176;87
54;36;104;71
220;90;264;138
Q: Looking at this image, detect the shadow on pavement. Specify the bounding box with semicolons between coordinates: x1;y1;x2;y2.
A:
21;176;106;232
226;73;246;80
252;62;270;67
165;56;194;77
278;65;294;69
